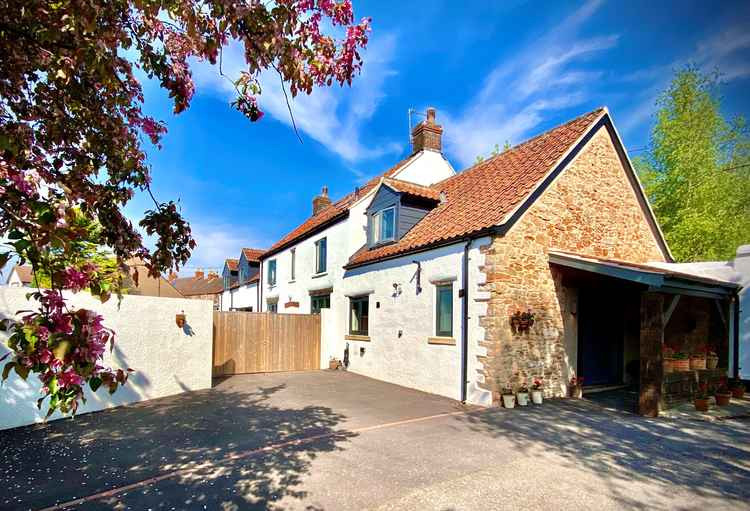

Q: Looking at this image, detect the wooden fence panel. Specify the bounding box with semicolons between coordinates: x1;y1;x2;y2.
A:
212;312;321;376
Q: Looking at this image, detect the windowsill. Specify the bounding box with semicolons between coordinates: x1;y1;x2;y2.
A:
267;284;277;290
288;280;296;284
428;336;456;346
370;239;396;248
345;334;370;341
312;272;328;279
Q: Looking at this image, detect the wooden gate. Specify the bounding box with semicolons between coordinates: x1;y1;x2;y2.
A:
212;312;321;376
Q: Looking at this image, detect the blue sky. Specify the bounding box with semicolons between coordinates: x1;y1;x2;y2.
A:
130;0;750;274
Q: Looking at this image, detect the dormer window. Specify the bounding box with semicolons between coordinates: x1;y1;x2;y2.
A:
372;206;395;244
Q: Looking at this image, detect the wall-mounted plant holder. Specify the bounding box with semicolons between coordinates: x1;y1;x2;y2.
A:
175;311;186;328
510;309;535;333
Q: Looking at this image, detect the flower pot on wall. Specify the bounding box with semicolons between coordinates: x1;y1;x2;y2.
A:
673;358;690;372
690;356;706;370
517;392;529;406
531;390;543;405
502;394;516;409
706;355;719;370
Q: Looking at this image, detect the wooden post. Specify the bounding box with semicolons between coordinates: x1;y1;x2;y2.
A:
639;292;664;417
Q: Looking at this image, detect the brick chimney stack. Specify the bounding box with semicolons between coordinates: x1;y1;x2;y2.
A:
194;269;204;280
411;107;443;154
312;186;331;215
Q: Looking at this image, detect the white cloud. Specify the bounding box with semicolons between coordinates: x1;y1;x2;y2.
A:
442;0;614;166
191;33;402;162
178;220;270;275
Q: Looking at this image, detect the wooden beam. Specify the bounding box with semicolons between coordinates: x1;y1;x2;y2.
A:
714;299;727;329
662;295;680;327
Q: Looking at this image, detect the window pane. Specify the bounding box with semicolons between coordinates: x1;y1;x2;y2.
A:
372;212;381;243
317;238;327;273
349;297;368;335
291;249;295;280
437;285;452;336
381;208;395;240
350;301;359;332
360;299;369;335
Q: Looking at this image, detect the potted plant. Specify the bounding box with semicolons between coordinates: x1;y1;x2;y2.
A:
690;351;706;370
510;309;535;333
517;383;530;406
569;376;584;399
531;378;544;404
672;352;690;372
730;379;746;399
694;382;710;412
716;380;732;406
706;351;719;369
663;346;675;374
501;385;516;409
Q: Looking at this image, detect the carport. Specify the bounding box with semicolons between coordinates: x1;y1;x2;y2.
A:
549;251;741;417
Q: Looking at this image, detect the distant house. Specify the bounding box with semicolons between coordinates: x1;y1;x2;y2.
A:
251;106;740;416
220;248;265;311
123;259;184;299
171;270;223;309
5;265;33;287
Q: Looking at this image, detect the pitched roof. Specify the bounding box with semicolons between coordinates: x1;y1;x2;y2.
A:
381;177;442;202
172;275;224;296
346;108;608;268
225;258;239;271
241;248;265;262
262;154;418;258
11;264;33;284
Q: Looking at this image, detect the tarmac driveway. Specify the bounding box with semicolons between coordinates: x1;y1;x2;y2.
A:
1;371;749;510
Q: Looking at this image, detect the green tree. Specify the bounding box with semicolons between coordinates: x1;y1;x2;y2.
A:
636;67;750;261
475;140;512;163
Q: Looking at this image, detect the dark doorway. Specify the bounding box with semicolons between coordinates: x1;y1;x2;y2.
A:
577;288;625;386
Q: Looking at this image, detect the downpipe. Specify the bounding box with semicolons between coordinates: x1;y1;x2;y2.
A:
460;239;471;403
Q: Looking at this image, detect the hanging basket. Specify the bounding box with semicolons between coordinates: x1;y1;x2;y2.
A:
690;356;706;370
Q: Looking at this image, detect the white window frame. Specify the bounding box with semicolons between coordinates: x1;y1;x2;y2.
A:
267;259;277;286
290;248;296;281
372;206;396;244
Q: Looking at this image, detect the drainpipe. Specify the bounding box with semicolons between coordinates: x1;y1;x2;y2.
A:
460;238;471;403
258;260;263;312
733;296;740;379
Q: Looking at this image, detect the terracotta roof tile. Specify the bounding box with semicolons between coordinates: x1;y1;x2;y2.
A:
381;177;442;201
172;275;224;296
241;249;265;262
263;154;418;257
225;258;239;271
346;108;606;268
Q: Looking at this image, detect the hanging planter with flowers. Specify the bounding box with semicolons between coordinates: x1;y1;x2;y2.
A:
510;309;535;333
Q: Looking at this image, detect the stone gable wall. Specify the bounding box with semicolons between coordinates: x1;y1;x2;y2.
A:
477;126;668;400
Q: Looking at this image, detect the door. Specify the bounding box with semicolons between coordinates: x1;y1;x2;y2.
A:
577;289;624;386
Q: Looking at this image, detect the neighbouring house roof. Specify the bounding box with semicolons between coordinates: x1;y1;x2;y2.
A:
261;154;419;259
123;259;184;298
346;108;670;269
172;274;224;296
380;177;442;202
228;273;260;290
225;258;239;272
10;264;33;284
241;248;265;262
548;250;740;297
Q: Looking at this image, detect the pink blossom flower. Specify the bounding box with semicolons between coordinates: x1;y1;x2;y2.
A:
58;368;83;388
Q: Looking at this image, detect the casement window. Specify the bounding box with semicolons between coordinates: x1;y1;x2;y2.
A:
290;248;296;281
315;237;327;274
268;301;278;313
267;260;277;286
371;206;396;244
311;294;330;314
349;296;369;336
435;283;453;337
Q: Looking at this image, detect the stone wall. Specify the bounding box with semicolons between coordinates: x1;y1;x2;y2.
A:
478;126;668;400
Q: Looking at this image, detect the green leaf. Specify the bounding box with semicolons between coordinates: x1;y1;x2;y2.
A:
15;364;30;380
89;376;102;392
48;376;58;394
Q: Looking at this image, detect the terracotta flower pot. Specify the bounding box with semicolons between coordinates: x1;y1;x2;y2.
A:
673;359;690;372
690;357;706;370
731;387;745;399
706;356;719;369
694;397;710;412
663;359;674;374
715;392;732;406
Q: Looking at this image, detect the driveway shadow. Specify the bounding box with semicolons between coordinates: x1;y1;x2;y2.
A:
0;382;354;510
456;399;750;508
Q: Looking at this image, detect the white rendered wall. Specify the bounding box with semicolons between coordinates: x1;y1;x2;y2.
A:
221;282;258;311
323;238;492;405
0;287;213;430
736;246;750;380
393;149;455;186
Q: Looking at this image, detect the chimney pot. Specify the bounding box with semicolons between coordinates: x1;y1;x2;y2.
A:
312;186;332;215
194;269;204;279
411;106;443;154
